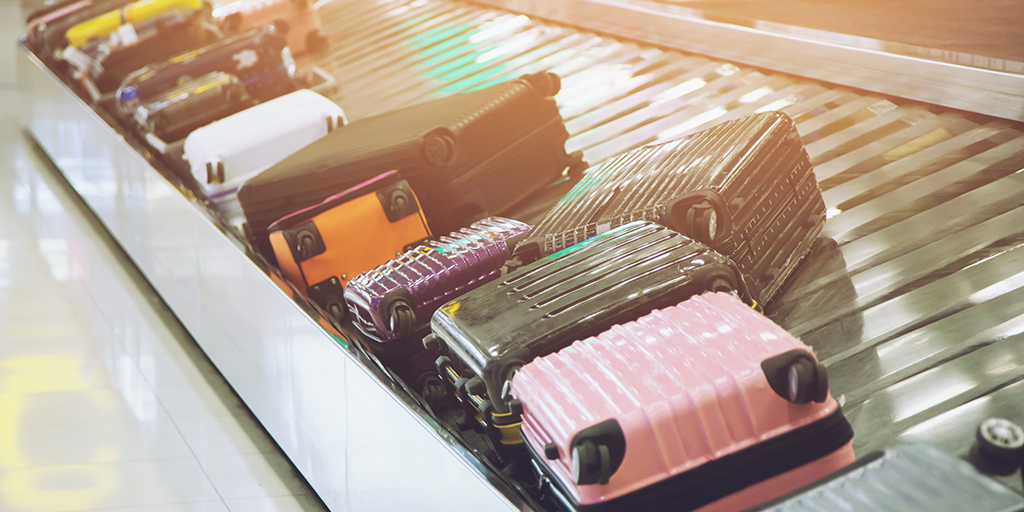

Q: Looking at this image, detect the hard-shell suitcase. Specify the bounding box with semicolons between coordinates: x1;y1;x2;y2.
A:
71;12;222;98
514;292;855;512
25;0;94;49
511;111;824;304
428;221;753;448
344;217;531;351
184;89;345;226
116;24;296;122
268;171;431;322
63;0;204;48
212;0;327;55
134;71;254;143
238;71;582;258
749;443;1024;512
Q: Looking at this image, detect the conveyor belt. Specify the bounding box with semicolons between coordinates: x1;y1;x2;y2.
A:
309;0;1024;490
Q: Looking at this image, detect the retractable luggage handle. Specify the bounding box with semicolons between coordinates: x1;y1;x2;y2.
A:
664;190;733;244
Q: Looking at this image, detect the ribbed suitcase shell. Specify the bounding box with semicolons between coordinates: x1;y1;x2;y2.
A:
115;24;295;121
238;72;575;257
344;217;531;348
64;0;203;48
86;16;220;94
515;111;823;304
514;292;854;511
183;89;345;224
751;443;1024;512
431;221;751;415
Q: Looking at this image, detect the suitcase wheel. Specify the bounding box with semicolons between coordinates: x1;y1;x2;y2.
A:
423;333;443;351
419;375;448;411
521;71;562;97
205;161;225;184
388;301;416;337
688;205;718;242
324;298;345;323
422;129;456;167
708;277;734;294
976;418;1024;465
568;420;626;486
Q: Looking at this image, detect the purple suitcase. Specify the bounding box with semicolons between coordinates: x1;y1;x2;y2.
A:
344;217;531;353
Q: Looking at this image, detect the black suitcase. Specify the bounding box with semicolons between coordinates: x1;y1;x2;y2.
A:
87;16;221;96
746;441;1024;512
425;221;753;449
115;24;295;123
237;71;584;259
510;111;824;305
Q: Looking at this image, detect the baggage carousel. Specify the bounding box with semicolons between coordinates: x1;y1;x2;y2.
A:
18;0;1024;509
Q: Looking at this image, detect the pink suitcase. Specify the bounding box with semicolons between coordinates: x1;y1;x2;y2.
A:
512;292;855;512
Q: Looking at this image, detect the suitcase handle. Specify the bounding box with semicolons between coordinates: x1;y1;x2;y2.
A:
665;190;733;244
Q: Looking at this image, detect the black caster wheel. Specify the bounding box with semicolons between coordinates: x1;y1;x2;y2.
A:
571;440;612;485
388;301;416;337
977;417;1024;465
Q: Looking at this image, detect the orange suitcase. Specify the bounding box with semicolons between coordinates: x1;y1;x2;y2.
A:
268;171;431;322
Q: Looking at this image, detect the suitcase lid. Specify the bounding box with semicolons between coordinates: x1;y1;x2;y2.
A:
267;171;405;231
749;443;1024;511
431;221;748;382
513;291;841;505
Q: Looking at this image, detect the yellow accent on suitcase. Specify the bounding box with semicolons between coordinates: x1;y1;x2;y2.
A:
65;0;204;47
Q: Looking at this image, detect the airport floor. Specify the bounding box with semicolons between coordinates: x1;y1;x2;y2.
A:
1;8;328;511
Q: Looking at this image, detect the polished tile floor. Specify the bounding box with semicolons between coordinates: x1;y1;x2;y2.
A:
2;18;328;511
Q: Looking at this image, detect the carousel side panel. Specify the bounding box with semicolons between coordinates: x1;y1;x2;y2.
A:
16;43;522;512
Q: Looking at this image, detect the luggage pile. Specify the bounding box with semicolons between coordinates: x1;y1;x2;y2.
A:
26;7;1024;509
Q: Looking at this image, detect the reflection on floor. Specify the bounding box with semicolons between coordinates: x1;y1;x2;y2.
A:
0;86;328;511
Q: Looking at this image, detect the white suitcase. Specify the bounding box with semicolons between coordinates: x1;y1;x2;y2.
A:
183;89;346;224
